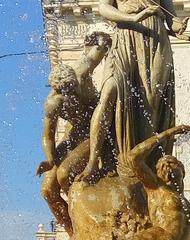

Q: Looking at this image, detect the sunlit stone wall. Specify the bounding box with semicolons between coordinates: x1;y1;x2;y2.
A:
42;0;190;198
172;38;190;199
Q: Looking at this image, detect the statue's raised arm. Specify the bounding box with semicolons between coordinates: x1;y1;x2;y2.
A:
120;125;190;189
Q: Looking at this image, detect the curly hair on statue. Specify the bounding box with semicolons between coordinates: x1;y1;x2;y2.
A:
84;31;112;51
48;64;78;92
156;155;185;183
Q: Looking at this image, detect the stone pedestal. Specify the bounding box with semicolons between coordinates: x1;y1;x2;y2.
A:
69;177;149;240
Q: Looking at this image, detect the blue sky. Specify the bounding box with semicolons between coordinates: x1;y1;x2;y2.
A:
0;1;190;240
0;0;53;239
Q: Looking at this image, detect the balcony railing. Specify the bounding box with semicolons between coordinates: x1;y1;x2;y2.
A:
43;0;98;3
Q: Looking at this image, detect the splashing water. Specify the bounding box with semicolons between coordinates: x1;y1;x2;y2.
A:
170;170;190;223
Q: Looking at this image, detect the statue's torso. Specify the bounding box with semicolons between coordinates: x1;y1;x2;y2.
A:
147;186;186;237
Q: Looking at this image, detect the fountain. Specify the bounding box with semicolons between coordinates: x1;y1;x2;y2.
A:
37;0;190;239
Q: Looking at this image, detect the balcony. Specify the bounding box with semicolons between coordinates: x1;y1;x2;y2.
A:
42;0;99;16
173;0;190;14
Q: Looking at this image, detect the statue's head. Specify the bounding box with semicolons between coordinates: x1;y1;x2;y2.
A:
84;31;112;53
156;155;185;193
49;64;79;94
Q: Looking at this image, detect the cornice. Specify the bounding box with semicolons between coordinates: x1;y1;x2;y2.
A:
42;0;190;59
42;0;190;16
42;0;99;16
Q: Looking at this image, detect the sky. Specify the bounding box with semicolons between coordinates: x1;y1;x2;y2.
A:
0;0;53;239
0;1;190;240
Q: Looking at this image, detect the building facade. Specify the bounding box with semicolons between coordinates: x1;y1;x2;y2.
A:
36;223;69;240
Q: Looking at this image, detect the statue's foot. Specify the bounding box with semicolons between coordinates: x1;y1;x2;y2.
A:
75;165;101;184
74;170;88;182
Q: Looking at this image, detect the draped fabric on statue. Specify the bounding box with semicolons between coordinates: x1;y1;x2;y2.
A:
102;11;175;169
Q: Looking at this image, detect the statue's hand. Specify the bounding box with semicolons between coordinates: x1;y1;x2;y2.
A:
134;6;160;22
36;161;54;176
74;162;99;183
171;17;189;35
175;124;190;134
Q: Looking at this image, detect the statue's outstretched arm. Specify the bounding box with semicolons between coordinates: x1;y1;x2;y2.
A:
36;91;63;175
130;125;190;159
99;0;161;23
124;125;190;188
42;91;63;163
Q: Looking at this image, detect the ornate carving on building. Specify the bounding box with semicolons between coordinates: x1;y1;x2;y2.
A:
42;0;113;64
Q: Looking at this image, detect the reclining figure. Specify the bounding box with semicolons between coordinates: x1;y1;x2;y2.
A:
118;125;190;240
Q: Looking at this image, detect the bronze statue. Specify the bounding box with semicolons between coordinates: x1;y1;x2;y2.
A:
78;0;189;181
118;125;190;240
36;32;112;236
38;0;190;238
68;125;190;240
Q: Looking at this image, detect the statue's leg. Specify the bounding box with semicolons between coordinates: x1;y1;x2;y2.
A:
57;139;90;191
82;78;117;178
41;166;73;236
132;226;174;240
